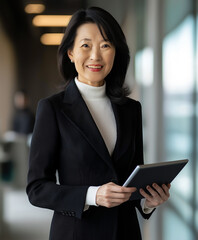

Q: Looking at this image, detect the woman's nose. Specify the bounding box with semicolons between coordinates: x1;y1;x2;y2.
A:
90;47;101;61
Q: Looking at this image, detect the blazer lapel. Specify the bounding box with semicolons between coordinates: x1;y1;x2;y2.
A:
61;80;114;171
111;101;132;162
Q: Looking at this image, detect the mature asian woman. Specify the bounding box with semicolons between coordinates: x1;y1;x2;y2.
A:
26;7;170;240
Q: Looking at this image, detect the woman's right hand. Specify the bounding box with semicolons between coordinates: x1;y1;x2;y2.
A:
96;182;137;208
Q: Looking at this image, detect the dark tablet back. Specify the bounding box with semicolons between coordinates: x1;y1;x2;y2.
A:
123;159;189;200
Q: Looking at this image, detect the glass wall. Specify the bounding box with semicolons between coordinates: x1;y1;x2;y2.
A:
163;16;193;199
196;3;198;234
162;13;197;240
134;1;198;239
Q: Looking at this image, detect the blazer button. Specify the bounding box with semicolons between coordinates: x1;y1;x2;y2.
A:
71;211;75;217
61;211;66;216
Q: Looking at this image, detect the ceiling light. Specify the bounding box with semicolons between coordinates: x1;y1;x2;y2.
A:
25;4;45;14
40;33;64;45
33;15;72;27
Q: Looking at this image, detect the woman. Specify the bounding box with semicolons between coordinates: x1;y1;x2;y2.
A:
26;7;170;240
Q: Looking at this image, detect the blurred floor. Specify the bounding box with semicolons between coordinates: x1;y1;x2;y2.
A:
2;187;53;240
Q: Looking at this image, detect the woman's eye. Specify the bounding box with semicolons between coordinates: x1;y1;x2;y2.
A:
102;44;110;48
81;44;89;48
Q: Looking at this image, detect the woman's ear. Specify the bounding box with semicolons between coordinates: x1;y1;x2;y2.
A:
67;49;74;62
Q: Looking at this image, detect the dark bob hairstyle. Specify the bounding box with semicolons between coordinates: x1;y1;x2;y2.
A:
58;7;130;103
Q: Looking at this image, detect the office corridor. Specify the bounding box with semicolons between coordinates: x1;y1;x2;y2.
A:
2;187;52;240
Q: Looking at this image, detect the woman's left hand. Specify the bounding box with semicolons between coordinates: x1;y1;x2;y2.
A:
140;183;171;208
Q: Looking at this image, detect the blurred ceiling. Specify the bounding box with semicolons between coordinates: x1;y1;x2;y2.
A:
22;0;86;14
0;0;86;44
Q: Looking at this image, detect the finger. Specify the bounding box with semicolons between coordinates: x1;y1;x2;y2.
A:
167;183;171;189
118;186;137;193
146;185;161;198
160;184;169;193
139;188;154;202
109;195;131;202
140;187;163;208
96;183;135;207
97;192;132;208
152;184;169;200
97;183;134;199
161;184;170;198
108;183;137;193
140;184;171;208
105;192;132;200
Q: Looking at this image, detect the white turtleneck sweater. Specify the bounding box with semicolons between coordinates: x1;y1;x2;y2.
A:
75;78;153;214
75;77;117;155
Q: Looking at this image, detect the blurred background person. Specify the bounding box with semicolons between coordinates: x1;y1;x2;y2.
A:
1;90;35;185
11;90;35;135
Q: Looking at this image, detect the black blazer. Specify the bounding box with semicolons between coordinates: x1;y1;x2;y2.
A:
26;80;154;240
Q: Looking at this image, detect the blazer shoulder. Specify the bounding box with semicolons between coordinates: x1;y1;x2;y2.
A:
38;91;65;107
123;97;142;109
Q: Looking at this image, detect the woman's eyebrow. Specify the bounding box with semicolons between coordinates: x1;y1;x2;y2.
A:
80;38;92;42
79;38;110;43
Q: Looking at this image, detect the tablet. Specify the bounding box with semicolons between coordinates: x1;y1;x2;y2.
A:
123;159;189;200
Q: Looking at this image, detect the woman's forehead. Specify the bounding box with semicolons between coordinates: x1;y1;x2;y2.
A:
75;23;108;42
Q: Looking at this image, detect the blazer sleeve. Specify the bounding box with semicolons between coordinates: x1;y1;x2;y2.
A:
26;98;89;219
131;101;155;219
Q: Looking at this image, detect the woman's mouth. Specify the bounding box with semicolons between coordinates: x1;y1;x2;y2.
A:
87;65;103;71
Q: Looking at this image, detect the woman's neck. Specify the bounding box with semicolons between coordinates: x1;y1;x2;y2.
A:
75;77;106;100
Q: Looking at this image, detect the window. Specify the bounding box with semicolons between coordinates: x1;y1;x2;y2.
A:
162;15;196;240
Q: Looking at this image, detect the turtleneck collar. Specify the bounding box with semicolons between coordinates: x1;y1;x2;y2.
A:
74;77;106;100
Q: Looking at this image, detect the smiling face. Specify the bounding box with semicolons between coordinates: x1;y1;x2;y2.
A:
67;23;116;87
